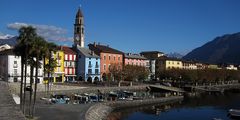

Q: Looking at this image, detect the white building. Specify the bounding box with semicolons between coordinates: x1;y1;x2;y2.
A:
182;61;197;70
0;49;44;83
226;65;238;70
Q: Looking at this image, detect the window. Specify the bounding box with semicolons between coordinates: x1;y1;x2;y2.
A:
104;64;106;70
69;61;72;67
64;62;67;67
128;62;129;65
89;61;92;67
82;28;84;34
96;61;99;68
118;56;120;61
13;61;17;68
88;69;92;74
14;69;17;75
114;56;116;61
109;55;111;60
104;55;106;60
108;64;111;69
65;68;68;74
95;69;99;74
79;55;81;58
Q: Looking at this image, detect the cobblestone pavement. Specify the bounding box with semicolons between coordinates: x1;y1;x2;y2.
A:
34;102;95;120
0;81;25;120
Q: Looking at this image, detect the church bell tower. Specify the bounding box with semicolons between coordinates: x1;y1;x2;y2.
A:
74;7;84;48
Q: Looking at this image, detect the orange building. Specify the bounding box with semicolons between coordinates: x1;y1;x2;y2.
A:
88;43;123;80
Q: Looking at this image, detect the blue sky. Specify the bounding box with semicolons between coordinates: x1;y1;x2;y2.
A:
1;0;240;55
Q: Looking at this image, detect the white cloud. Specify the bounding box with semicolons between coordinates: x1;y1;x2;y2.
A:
7;22;73;42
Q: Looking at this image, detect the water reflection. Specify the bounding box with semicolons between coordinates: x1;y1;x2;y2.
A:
107;92;240;120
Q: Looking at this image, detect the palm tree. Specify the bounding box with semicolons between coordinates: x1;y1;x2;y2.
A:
13;26;37;113
27;57;34;116
44;42;57;95
31;36;46;116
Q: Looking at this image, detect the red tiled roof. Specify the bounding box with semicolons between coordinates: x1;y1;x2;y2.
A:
88;43;123;54
61;46;76;55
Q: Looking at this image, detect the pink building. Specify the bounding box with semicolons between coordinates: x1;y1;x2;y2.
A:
124;53;149;67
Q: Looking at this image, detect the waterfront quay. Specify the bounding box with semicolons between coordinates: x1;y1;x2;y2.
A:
4;81;240;120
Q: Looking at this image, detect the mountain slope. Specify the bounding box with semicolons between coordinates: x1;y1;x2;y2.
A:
0;36;17;46
183;32;240;64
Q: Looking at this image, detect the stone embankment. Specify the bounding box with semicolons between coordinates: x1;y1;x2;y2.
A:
85;96;183;120
37;85;148;97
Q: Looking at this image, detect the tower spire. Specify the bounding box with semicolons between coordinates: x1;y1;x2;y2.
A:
74;7;84;48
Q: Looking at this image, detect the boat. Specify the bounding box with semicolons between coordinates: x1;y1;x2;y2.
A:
228;109;240;118
50;94;70;104
89;93;98;102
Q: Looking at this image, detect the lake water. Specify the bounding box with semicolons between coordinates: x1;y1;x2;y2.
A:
108;92;240;120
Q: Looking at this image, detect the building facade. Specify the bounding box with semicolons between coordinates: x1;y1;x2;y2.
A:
156;56;183;70
61;46;77;82
76;47;101;82
0;49;43;83
182;61;197;70
88;43;123;80
140;51;164;79
124;53;148;67
52;50;65;83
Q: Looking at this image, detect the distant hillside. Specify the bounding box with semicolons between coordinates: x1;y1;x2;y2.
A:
167;52;184;59
183;32;240;64
0;36;17;46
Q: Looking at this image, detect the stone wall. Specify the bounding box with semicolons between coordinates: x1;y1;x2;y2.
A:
85;96;183;120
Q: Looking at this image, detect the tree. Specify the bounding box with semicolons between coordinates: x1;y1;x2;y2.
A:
109;64;122;82
44;42;57;94
31;36;46;116
122;65;149;82
13;26;37;114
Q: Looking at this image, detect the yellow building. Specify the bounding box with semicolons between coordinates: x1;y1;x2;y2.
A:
156;56;183;70
53;50;65;83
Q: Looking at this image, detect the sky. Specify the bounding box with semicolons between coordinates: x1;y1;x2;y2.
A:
1;0;240;55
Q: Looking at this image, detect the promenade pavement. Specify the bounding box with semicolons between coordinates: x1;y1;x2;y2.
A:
0;81;25;120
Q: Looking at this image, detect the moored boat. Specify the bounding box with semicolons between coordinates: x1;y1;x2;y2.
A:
228;109;240;118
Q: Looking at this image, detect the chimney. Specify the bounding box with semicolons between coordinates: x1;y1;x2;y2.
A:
91;50;94;56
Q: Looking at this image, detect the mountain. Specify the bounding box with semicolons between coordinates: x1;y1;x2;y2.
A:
0;34;14;39
183;32;240;64
0;36;17;46
167;52;184;59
